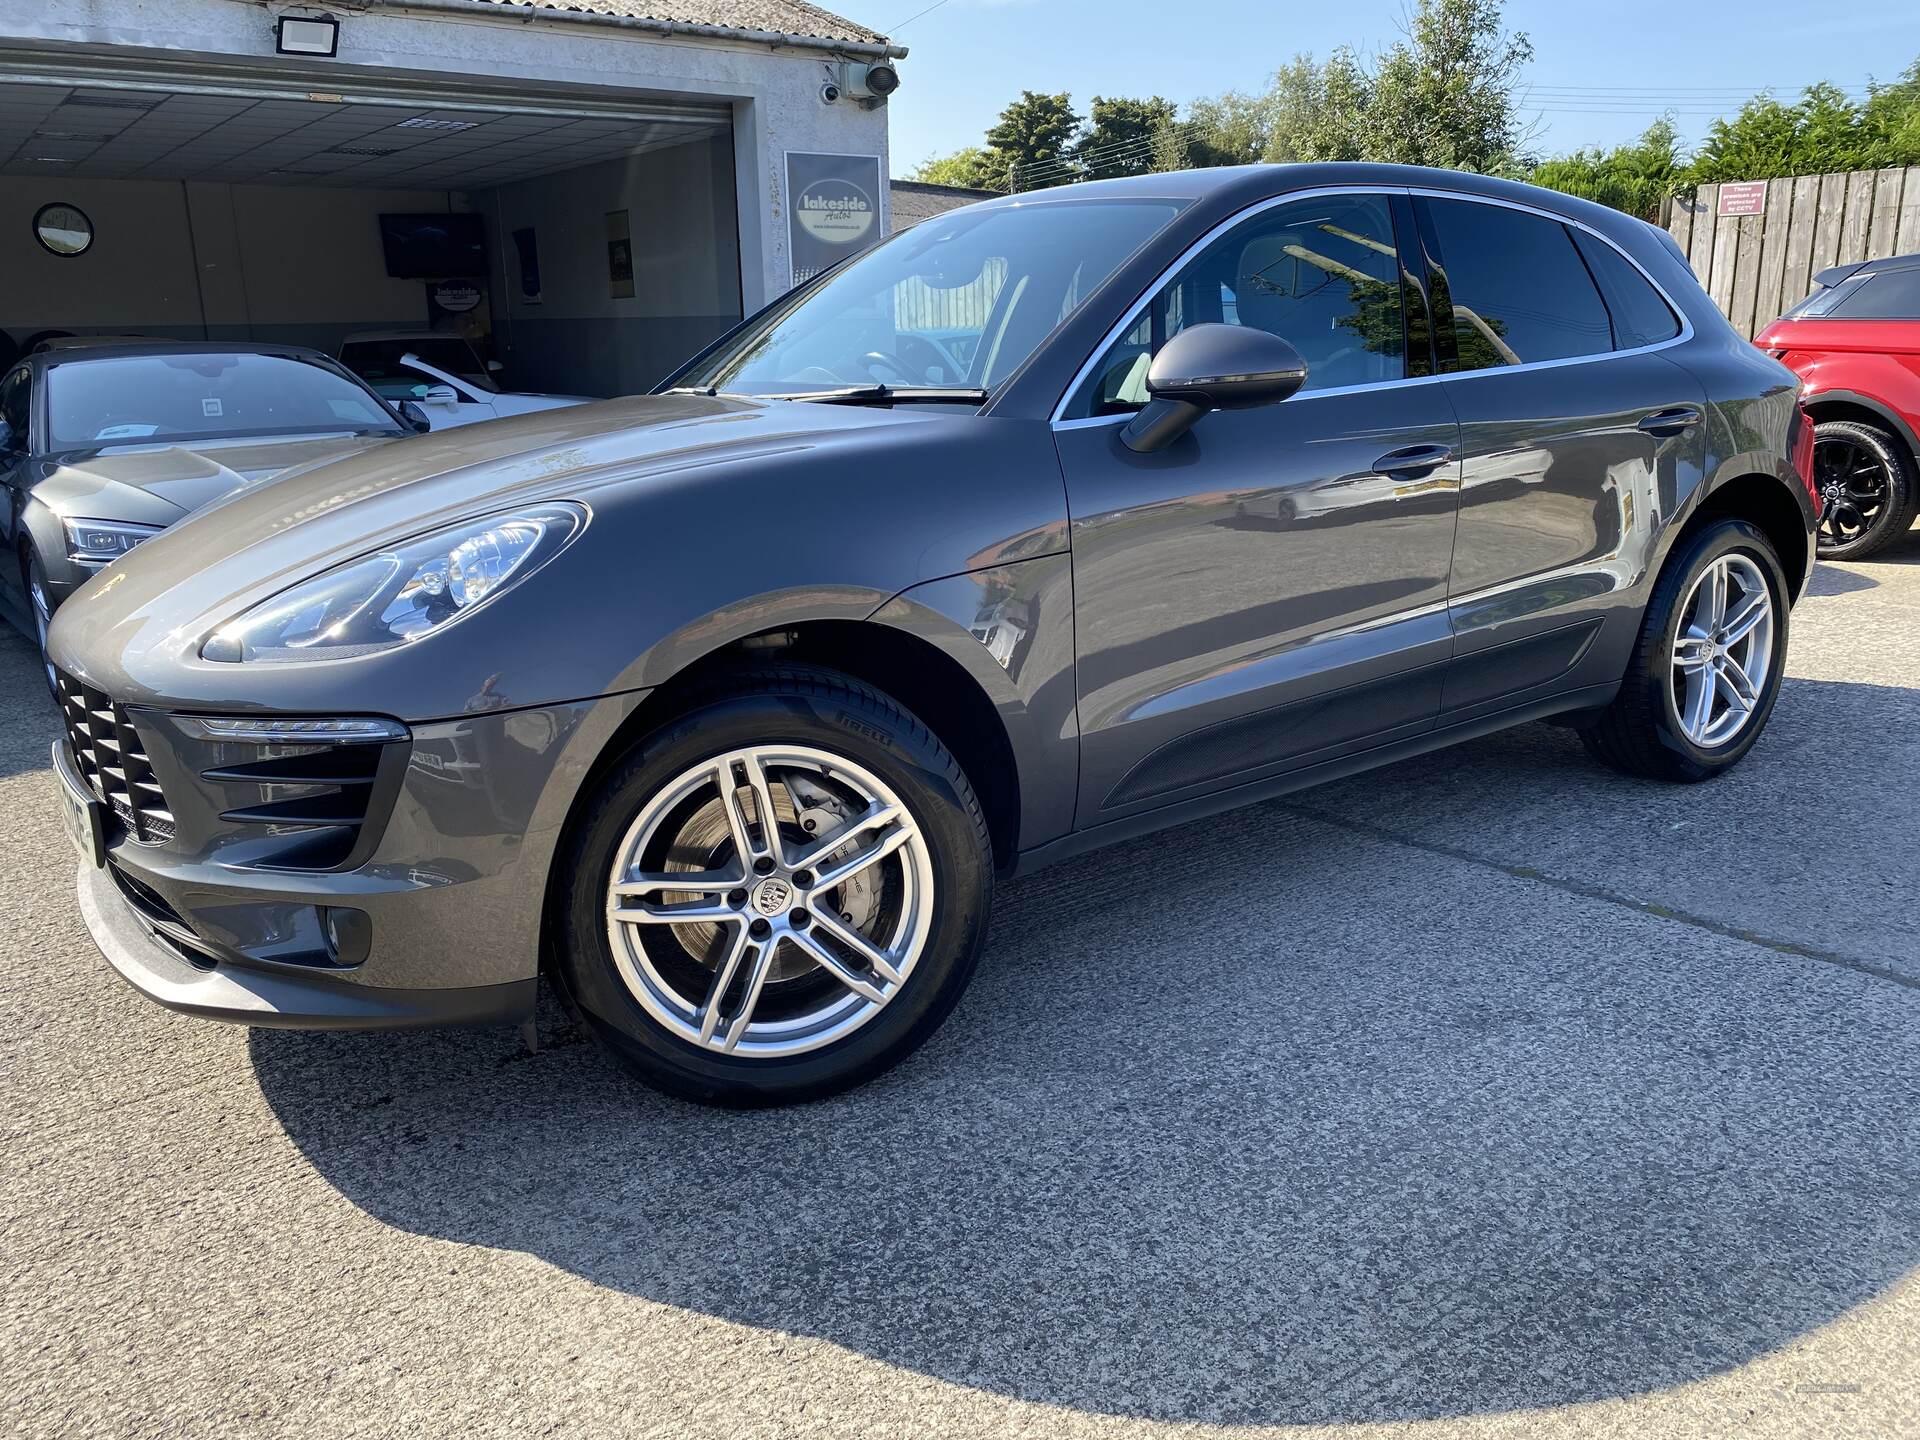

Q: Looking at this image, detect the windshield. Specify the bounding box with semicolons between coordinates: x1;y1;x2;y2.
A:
342;338;497;395
47;354;403;450
678;198;1185;397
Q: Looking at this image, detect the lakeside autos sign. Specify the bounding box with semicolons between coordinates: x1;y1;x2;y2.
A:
787;152;882;287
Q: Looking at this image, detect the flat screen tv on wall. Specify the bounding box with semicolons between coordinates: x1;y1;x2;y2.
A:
378;213;487;278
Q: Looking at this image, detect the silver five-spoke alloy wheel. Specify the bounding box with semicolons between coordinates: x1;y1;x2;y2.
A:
605;744;934;1058
1670;552;1775;748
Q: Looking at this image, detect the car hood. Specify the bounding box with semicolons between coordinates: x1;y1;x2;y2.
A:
34;433;396;525
46;392;973;704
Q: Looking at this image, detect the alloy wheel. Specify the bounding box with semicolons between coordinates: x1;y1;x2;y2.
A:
1669;553;1775;748
604;744;934;1058
1813;434;1890;552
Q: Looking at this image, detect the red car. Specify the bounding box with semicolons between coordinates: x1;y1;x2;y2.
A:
1756;253;1920;559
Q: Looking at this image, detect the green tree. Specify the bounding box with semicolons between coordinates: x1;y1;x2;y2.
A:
907;147;998;190
1183;89;1272;167
1181;0;1529;173
987;90;1083;191
1355;0;1533;171
1075;95;1178;179
1530;117;1684;220
1682;69;1920;185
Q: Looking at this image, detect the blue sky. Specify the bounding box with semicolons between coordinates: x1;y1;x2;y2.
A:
825;0;1920;177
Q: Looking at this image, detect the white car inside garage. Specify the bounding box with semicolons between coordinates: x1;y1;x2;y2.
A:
336;330;589;429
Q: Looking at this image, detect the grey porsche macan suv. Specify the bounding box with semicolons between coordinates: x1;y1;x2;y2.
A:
48;164;1818;1104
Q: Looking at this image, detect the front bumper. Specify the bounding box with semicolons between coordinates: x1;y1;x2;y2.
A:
67;689;648;1030
79;860;534;1028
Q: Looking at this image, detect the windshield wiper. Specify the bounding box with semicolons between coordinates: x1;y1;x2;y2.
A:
771;385;989;406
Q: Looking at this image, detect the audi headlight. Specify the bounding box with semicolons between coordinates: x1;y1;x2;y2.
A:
66;517;163;565
201;504;585;663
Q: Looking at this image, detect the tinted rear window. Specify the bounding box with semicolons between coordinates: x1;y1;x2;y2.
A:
1829;267;1920;319
1781;274;1867;320
1424;198;1613;370
1570;229;1681;348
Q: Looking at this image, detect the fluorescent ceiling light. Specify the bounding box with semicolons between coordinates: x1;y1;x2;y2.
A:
394;117;480;132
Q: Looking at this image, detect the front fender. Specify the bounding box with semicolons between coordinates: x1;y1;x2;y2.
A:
868;553;1080;851
18;492;82;600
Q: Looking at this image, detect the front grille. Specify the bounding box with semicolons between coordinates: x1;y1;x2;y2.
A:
54;672;175;843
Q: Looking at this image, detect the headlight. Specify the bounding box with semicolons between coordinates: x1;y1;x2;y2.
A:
201;504;585;663
66;517;163;565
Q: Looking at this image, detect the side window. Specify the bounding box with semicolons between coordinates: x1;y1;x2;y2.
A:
1831;267;1920;320
1570;229;1682;348
0;369;29;445
1424;198;1612;371
1070;193;1407;417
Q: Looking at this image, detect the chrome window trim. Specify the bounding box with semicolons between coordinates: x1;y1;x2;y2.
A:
1049;183;1696;427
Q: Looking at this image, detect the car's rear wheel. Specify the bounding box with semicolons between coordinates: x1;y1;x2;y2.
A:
1580;517;1789;783
1811;419;1917;560
556;665;992;1106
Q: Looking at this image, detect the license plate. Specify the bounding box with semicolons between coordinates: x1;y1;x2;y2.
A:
53;742;106;869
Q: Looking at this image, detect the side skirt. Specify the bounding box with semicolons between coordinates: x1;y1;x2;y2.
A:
1008;681;1619;878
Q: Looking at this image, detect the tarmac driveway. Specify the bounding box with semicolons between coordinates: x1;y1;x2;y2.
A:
3;544;1916;1439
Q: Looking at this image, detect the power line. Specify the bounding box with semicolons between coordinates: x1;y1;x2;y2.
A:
884;0;951;34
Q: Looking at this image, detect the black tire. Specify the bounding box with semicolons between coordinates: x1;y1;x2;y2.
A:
555;664;993;1106
1812;418;1918;560
1580;517;1790;783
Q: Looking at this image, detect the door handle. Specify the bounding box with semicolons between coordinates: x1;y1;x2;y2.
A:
1370;444;1454;479
1637;406;1701;435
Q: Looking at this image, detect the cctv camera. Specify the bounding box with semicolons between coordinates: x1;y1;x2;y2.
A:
820;80;842;104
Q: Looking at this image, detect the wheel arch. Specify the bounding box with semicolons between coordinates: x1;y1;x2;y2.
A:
1799;388;1920;474
561;611;1039;871
1674;469;1814;603
534;610;1042;996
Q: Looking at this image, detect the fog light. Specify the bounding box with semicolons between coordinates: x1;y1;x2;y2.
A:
322;907;372;968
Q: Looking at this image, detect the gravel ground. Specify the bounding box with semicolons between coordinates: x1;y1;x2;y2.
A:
2;539;1917;1440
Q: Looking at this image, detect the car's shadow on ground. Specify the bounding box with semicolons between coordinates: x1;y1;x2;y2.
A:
252;678;1920;1428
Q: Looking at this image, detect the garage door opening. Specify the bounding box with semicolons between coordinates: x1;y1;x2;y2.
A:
0;63;742;406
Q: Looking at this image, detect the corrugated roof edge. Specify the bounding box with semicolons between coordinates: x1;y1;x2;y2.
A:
361;0;907;59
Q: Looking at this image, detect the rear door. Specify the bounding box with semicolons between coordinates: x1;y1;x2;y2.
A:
1413;193;1709;722
1054;189;1464;827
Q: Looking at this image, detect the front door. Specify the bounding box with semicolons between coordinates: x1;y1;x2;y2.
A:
1055;190;1463;828
1412;194;1710;721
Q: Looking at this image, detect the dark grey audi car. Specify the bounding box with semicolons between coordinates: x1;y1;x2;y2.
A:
46;164;1817;1105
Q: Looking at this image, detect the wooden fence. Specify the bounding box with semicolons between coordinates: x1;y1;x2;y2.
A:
1667;169;1920;339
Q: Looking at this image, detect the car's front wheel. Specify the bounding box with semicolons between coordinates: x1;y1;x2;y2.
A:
557;665;992;1105
1580;517;1790;783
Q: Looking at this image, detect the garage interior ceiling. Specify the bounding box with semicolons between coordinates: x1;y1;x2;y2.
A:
0;81;729;189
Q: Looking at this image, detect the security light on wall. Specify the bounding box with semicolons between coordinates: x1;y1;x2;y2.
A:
275;16;339;58
831;63;900;109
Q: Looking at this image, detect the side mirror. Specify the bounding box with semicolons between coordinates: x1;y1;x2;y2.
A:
422;384;461;409
1121;323;1308;454
397;400;433;433
485;359;504;374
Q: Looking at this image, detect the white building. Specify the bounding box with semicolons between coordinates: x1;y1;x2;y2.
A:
0;0;904;395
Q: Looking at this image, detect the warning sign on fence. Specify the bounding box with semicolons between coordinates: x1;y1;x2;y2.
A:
1716;181;1768;216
